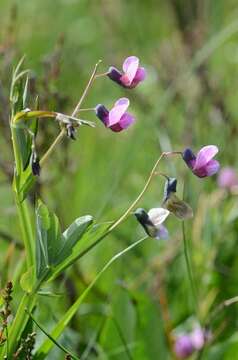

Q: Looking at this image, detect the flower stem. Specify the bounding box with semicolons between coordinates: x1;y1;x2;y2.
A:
40;61;102;166
182;221;199;316
108;151;180;232
72;60;102;117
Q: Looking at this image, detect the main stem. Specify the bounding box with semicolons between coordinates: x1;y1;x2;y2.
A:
11;126;34;269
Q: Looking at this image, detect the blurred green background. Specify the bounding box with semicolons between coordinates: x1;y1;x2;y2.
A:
1;0;238;359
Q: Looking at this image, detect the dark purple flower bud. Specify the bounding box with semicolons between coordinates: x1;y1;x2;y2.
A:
95;104;109;126
107;66;123;86
182;148;196;169
66;124;76;140
30;151;40;176
182;145;220;178
164;177;177;201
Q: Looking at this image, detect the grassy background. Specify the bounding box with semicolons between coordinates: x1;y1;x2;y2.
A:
1;0;238;359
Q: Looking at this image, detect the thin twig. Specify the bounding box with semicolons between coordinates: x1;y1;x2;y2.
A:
72;60;102;117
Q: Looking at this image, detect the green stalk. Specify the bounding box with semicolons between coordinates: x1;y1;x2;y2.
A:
6;293;37;358
11;125;34;269
182;221;199;317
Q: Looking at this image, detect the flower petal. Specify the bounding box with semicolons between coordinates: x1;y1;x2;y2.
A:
148;208;170;226
130;67;146;87
190;328;205;350
155;225;169;240
108;98;130;126
194;145;219;170
118;112;135;129
122;56;139;85
205;159;220;176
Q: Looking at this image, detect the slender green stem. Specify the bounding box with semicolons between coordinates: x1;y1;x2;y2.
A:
26;310;80;360
112;317;133;360
36;236;148;358
182;221;199;316
15;196;34;269
72;60;102;117
39;61;102;166
108;151;181;232
11;126;34;269
77;108;95;112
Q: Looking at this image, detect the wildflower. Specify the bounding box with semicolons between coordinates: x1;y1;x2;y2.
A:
182;145;220;178
174;327;209;359
163;177;193;220
134;207;169;239
107;56;146;88
218;167;238;191
95;98;135;132
174;334;194;359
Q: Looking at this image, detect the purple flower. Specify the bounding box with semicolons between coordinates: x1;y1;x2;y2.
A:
174;335;194;359
174;327;209;358
182;145;220;178
107;56;146;88
95;98;135;132
218;167;238;190
134;207;170;240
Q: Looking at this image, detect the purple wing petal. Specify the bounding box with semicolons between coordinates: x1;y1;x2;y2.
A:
155;225;169;240
205;159;220;176
130;67;146;87
194;145;219;170
108;98;130;126
121;56;139;85
118;112;135;129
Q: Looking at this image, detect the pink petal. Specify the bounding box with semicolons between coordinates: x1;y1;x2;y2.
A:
108;98;130;126
205;159;220;176
194;145;219;170
130;67;146;87
118;112;135;129
122;56;139;85
190;328;205;350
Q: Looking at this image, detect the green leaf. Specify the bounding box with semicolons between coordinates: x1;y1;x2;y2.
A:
36;200;94;282
36;200;61;280
20;267;34;293
55;216;95;265
48;221;110;281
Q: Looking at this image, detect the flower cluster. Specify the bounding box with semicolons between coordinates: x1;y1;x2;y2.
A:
134;146;220;239
95;56;146;132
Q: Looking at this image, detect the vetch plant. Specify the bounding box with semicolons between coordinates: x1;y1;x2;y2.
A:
0;54;221;359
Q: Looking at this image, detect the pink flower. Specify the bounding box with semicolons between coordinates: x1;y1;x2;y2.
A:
95;98;135;132
174;328;209;359
174;335;194;359
182;145;220;178
218;167;238;190
107;56;146;89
